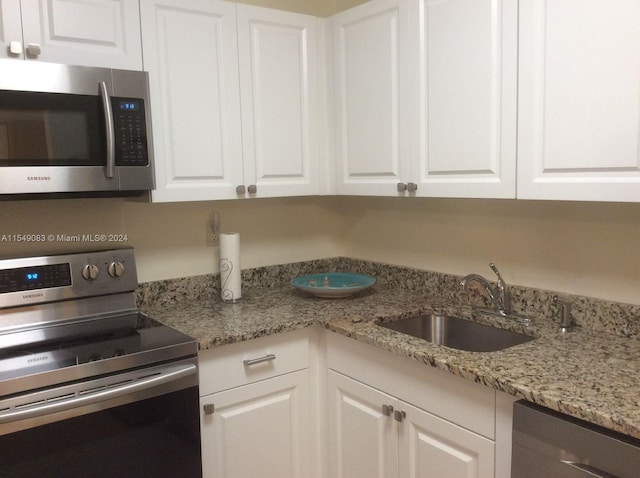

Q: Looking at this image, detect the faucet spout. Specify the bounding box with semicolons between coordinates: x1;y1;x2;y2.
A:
460;263;511;316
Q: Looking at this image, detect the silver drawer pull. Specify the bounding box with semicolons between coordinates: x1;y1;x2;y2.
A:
562;461;620;478
243;354;276;367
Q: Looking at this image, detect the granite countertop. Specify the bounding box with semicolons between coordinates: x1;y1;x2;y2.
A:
142;285;640;440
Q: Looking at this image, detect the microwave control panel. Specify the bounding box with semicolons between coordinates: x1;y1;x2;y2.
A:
112;97;149;167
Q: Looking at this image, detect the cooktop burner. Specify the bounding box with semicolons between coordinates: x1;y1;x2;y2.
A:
0;314;194;383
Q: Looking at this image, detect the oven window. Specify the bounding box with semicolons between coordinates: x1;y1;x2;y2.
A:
0;387;202;478
0;90;106;166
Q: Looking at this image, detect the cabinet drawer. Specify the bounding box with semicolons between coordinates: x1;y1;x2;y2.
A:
198;328;310;395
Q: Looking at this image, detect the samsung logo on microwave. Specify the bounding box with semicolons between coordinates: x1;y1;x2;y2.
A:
22;292;44;299
27;176;51;181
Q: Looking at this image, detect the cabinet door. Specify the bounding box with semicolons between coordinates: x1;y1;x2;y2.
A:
332;0;411;196
201;369;310;478
141;0;244;202
328;370;399;478
399;401;494;478
18;0;142;69
517;0;640;202
0;1;23;60
410;0;517;198
237;5;320;198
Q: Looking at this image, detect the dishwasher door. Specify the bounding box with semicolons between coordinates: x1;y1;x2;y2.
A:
511;401;640;478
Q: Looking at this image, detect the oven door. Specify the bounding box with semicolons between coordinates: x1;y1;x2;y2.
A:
0;357;202;478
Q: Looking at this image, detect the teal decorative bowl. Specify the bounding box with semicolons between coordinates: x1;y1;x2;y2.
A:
291;272;376;298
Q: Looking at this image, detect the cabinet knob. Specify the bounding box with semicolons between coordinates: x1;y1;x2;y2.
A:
236;185;246;195
393;410;406;423
397;183;407;193
9;41;22;56
381;404;394;417
203;403;215;415
247;184;257;194
407;182;418;193
26;43;41;57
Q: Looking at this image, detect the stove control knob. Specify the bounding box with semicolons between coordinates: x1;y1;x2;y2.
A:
108;261;125;278
81;264;100;281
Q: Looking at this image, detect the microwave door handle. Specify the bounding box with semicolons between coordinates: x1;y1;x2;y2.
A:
98;81;116;179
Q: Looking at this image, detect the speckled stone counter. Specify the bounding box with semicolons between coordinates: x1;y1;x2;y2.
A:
138;258;640;441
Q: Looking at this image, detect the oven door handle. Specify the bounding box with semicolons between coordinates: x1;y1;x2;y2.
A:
0;363;196;425
99;80;116;179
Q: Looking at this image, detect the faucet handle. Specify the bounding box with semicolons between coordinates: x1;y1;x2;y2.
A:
489;263;510;314
489;263;503;283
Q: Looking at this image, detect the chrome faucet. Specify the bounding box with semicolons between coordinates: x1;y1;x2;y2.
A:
460;263;511;316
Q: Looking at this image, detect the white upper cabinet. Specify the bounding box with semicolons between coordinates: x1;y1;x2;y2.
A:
332;0;517;198
410;0;517;198
332;0;411;196
142;0;244;202
143;0;322;202
0;0;142;69
517;0;640;202
237;5;321;198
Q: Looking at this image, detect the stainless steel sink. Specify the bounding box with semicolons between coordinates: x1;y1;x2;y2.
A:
378;314;535;352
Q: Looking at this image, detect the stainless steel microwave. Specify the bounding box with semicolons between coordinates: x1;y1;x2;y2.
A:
0;60;154;199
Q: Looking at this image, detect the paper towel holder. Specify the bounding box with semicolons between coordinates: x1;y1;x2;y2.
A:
219;231;242;303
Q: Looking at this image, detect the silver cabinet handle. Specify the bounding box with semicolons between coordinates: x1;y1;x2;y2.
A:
397;182;407;192
236;185;246;194
243;354;276;366
9;41;22;56
407;182;418;193
394;410;406;422
381;404;394;416
247;184;257;194
98;81;115;179
26;43;41;57
203;403;215;416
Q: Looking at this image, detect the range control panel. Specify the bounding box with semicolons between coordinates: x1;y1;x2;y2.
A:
0;248;138;309
0;263;72;294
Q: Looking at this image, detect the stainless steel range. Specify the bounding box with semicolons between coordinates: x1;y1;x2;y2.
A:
0;248;201;477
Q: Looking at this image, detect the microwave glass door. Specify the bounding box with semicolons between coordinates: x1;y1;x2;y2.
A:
0;90;106;166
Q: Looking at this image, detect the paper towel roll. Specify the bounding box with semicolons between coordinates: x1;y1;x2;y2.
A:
219;232;241;302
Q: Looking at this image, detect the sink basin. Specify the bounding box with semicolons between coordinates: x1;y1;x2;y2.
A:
378;314;535;352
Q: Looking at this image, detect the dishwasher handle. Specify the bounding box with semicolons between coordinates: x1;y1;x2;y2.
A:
563;461;621;478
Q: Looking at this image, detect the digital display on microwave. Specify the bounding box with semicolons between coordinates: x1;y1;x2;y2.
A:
119;101;138;111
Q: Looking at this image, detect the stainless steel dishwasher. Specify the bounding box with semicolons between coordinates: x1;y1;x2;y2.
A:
512;400;640;478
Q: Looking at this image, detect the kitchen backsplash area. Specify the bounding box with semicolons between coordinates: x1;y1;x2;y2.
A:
137;258;640;340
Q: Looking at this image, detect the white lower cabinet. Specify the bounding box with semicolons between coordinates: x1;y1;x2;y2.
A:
198;329;313;478
200;370;310;478
328;370;399;477
399;400;494;478
327;331;513;478
328;370;494;478
198;329;514;478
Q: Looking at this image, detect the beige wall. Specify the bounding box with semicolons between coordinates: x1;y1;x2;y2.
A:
0;196;346;283
340;197;640;306
2;196;639;306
